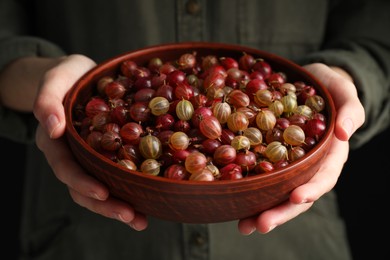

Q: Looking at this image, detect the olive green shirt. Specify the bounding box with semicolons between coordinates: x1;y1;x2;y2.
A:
1;0;389;259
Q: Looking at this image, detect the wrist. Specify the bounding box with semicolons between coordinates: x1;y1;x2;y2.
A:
0;56;63;112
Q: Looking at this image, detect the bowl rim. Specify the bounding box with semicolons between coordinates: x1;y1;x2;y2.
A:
64;41;336;187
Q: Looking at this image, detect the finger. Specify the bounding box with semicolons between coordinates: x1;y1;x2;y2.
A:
238;200;313;235
289;136;349;204
129;212;149;231
68;188;129;220
35;125;109;201
255;201;314;234
69;189;148;231
303;63;365;141
237;216;257;235
33;54;96;139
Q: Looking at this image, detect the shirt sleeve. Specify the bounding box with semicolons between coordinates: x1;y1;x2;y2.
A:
0;37;66;143
0;1;66;143
299;0;390;149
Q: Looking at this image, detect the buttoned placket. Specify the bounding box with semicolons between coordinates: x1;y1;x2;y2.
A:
176;0;205;42
182;223;210;260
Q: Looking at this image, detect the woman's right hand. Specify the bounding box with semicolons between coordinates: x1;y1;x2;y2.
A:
32;54;148;231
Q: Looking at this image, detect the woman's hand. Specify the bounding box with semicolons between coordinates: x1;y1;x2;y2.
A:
237;63;365;235
32;54;148;231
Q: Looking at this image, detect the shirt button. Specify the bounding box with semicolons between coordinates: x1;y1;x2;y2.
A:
186;0;201;15
191;232;206;246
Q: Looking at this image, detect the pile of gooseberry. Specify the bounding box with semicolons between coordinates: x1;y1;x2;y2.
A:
73;51;328;181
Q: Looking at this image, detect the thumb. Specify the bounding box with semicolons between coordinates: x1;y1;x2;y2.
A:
303;63;365;141
33;54;96;139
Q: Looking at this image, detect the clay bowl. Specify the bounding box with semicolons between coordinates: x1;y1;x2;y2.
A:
64;42;335;224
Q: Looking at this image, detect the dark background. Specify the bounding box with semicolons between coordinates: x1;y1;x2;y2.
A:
2;126;389;259
335;127;389;259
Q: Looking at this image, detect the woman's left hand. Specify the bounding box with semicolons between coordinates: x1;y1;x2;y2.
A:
237;63;365;234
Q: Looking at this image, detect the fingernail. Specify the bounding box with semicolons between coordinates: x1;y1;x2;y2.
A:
90;192;104;201
245;226;257;236
46;114;60;138
129;222;142;231
342;118;354;138
115;213;126;223
267;225;277;233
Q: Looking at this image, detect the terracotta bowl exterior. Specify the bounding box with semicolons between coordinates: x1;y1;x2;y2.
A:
64;42;335;223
